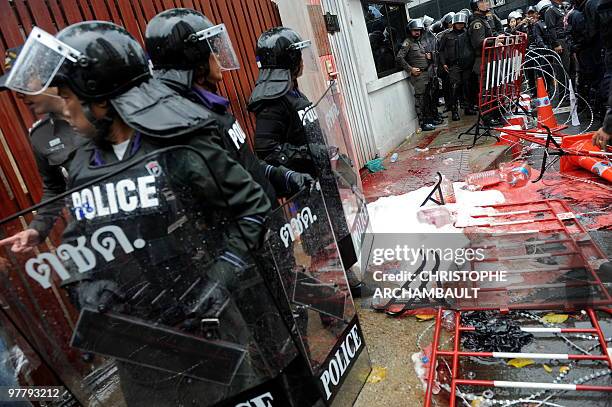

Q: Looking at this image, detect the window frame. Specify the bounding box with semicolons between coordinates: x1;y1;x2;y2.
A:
362;1;410;79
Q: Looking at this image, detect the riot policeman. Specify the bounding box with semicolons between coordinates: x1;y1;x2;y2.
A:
468;0;502;124
568;0;604;113
0;47;87;253
396;19;436;132
441;12;456;31
439;13;471;121
5;21;297;406
545;0;573;86
144;8;312;207
246;26;364;291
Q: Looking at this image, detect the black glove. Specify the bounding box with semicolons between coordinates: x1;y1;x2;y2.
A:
74;279;123;312
286;171;315;194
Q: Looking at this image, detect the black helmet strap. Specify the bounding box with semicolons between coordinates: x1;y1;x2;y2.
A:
81;101;115;148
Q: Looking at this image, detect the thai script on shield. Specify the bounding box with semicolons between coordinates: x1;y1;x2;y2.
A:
279;207;318;248
25;225;146;289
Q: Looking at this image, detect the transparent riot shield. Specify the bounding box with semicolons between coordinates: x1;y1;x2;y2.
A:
0;146;297;406
303;90;372;279
266;184;371;405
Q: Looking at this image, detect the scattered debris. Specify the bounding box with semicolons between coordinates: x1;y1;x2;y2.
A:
559;366;571;374
507;358;535;368
543;364;553;373
461;312;534;353
390;152;399;163
415;147;429;153
365;158;385;173
415;314;436;321
541;313;569;324
366;366;387;384
443;157;454;165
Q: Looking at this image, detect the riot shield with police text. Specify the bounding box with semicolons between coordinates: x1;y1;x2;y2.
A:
303;90;372;278
266;185;371;405
0;146;298;406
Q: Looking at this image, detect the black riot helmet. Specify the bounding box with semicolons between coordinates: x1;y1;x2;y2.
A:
452;13;469;26
442;12;456;26
29;22;150;101
145;8;213;69
471;0;492;12
255;27;310;75
248;27;312;108
407;19;425;31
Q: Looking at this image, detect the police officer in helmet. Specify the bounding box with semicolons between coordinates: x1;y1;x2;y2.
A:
144;8;312;207
468;0;503;125
397;18;436;132
0;47;87;253
6;21;291;405
247;26;366;294
439;12;470;122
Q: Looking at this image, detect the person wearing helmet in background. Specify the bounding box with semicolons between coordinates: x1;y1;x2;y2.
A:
0;47;87;254
545;0;573;95
144;8;313;208
397;19;436;132
442;12;456;31
524;6;541;93
535;0;557;94
568;0;604;115
5;20;292;406
506;11;522;34
468;0;503;125
439;12;471;122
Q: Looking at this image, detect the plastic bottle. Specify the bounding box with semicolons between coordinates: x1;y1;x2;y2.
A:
499;161;532;188
465;162;532;189
390;152;399;163
464;169;504;188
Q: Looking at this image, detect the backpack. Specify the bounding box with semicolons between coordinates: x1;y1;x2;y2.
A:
456;30;475;70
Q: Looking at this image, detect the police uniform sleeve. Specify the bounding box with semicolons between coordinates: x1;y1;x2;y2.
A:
260;162;293;197
469;20;486;52
27;125;68;239
545;8;561;48
185;129;272;255
438;33;448;66
253;101;314;170
396;41;413;72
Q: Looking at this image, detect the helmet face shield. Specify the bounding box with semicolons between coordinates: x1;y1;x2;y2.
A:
290;39;318;75
194;24;240;71
5;27;80;95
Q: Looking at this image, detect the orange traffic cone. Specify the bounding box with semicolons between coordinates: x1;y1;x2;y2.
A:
534;77;561;130
560;134;612;182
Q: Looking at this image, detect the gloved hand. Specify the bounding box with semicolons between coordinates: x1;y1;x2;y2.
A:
286;171;315;194
74;279;123;312
180;279;228;334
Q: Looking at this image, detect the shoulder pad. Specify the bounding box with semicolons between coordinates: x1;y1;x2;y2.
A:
402;38;411;47
28;116;51;137
111;79;218;138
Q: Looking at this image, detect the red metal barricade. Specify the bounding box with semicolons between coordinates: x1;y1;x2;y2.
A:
458;33;528;147
479;33;528;116
422;199;612;407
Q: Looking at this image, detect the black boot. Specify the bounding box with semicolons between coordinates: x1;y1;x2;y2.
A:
421;122;436;131
452;110;460;121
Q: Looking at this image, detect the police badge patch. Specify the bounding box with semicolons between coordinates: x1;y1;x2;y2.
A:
145;161;163;177
473;22;483;30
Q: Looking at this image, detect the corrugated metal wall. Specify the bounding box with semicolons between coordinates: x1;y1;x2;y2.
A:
0;0;282;219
